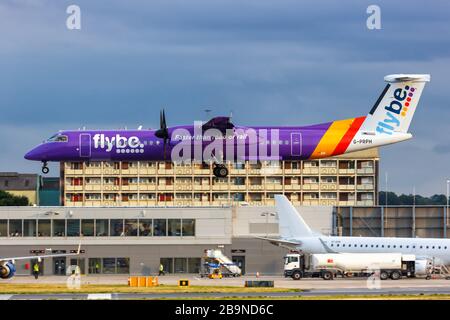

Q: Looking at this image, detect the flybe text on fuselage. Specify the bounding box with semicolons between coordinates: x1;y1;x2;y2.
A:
376;85;416;135
93;134;144;153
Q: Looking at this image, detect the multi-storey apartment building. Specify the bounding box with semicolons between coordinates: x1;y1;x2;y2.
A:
62;148;379;207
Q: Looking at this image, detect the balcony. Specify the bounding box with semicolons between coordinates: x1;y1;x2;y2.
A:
65;185;84;191
320;183;337;190
356;184;374;190
175;184;193;191
230;185;247;191
121;168;139;175
356;200;375;206
357;168;374;174
284;184;301;191
84;200;103;206
139;185;157;191
249;185;263;191
339;200;356;206
339;184;355;190
65;169;84;175
157;185;174;191
102;169;121;175
157;169;174;175
265;184;283;191
212;185;229;191
284;169;301;175
302;168;319;174
84;168;103;175
338;169;356;174
84;184;102;191
302;183;319;190
320;199;338;206
320;168;337;174
302;199;319;205
175;168;193;175
193;169;211;175
102;185;120;191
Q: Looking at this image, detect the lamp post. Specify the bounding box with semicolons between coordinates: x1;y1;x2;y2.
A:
446;180;450;237
261;211;276;238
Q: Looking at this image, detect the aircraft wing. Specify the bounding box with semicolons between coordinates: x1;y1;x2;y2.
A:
0;243;82;263
255;236;301;248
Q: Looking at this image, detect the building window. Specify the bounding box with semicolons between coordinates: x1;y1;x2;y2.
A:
116;258;130;274
53;220;65;237
37;220;51;237
67;220;80;237
88;258;102;274
153;219;167;236
124;219;138;236
81;219;94;237
160;258;174;273
110;219;124;236
174;258;187;273
96;219;109;237
102;258;116;274
8;220;22;237
139;219;152;236
0;220;7;237
24;220;36;237
168;219;181;236
182;219;195;236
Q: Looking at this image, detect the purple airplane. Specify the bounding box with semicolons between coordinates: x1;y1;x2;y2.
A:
25;74;430;178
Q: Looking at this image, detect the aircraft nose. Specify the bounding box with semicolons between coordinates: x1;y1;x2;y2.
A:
24;147;42;161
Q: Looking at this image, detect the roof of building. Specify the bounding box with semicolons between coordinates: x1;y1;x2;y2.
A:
0;172;38;191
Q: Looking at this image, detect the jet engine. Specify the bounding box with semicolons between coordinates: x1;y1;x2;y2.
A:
0;262;16;279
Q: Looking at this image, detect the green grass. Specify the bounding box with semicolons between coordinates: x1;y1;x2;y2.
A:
0;284;300;294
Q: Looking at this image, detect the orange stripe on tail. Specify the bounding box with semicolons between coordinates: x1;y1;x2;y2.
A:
332;116;366;156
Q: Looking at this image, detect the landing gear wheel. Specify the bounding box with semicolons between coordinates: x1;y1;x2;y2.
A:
390;270;401;280
213;165;228;178
41;162;49;174
380;271;389;280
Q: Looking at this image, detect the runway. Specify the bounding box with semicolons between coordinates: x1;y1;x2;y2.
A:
1;286;450;300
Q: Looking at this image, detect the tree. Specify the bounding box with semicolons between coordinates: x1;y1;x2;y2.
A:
379;191;447;205
0;190;30;206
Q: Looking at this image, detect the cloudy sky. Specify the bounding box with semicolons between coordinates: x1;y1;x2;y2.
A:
1;0;449;195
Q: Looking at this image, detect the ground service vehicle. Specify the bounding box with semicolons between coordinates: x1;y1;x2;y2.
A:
284;252;432;280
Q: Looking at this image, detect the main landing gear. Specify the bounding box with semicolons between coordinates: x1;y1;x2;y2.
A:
41;161;49;174
213;164;228;178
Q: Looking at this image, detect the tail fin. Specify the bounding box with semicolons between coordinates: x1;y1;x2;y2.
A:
360;74;430;135
275;195;314;238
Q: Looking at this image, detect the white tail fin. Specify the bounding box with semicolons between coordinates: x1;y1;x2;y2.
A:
275;195;314;238
360;74;430;135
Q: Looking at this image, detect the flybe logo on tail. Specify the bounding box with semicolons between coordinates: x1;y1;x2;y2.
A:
376;85;416;135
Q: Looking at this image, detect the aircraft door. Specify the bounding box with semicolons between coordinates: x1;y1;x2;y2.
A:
290;132;302;156
79;133;91;157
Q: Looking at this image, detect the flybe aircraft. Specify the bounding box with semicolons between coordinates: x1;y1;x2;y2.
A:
262;195;450;266
0;244;81;279
25;74;430;178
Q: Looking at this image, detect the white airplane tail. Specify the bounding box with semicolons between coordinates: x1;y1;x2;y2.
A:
360;74;430;135
275;195;314;238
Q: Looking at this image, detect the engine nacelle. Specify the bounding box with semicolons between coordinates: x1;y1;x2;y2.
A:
415;259;432;275
0;262;16;279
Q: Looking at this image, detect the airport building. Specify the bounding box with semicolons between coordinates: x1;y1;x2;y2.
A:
0;204;448;276
61;148;379;207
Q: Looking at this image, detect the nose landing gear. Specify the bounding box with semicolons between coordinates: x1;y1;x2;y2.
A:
41;161;49;174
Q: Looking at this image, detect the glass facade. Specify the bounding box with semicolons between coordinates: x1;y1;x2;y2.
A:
88;258;130;274
0;218;196;238
160;257;201;274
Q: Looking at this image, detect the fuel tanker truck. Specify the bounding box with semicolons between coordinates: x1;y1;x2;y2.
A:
284;252;432;280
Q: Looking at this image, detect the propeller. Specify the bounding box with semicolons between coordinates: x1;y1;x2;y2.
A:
155;109;170;159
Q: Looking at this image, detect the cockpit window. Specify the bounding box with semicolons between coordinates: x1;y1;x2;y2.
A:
47;134;68;142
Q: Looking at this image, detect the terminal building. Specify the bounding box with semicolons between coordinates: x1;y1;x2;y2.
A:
61;148;379;207
0;204;448;276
